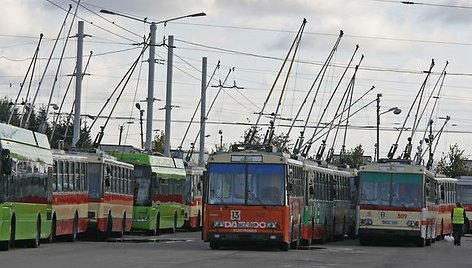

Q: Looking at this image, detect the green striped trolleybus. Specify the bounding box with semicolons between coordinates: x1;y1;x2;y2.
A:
108;152;187;234
0;123;53;250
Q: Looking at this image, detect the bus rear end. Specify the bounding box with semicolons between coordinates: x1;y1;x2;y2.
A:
203;152;293;250
358;162;434;246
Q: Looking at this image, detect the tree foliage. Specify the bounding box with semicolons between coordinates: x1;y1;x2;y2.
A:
0;97;92;149
152;130;165;154
435;143;472;177
343;144;365;169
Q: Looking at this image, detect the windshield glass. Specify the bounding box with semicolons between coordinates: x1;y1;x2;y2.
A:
360;172;390;206
360;172;423;208
88;163;102;199
391;174;422;207
208;163;284;205
458;185;472;204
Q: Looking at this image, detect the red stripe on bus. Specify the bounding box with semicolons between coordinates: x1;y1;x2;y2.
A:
360;205;422;212
154;194;184;203
52;193;88;205
14;197;49;203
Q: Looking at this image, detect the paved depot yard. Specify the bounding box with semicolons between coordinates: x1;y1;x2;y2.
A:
1;232;471;268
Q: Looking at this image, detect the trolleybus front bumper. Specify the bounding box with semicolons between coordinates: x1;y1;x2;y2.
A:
207;232;284;243
358;228;421;241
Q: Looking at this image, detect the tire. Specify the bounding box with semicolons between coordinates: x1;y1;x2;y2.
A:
280;242;290;251
105;213;113;239
47;216;56;243
209;241;220;250
68;214;78;242
464;219;470;234
28;217;41;248
416;237;426;247
171;213;177;233
0;219;14;251
155;214;161;235
196;211;202;230
119;214;126;238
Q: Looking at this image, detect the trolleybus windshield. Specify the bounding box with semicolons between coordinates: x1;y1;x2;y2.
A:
360;172;423;208
208;163;284;206
458;184;472;204
88;163;102;199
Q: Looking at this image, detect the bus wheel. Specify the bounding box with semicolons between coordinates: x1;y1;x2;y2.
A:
196;211;202;231
119;214;126;238
106;213;113;239
48;215;56;243
209;241;220;250
280;242;290;251
155;214;161;235
439;219;444;240
69;213;78;242
171;213;177;233
463;218;470;234
416;237;426;247
0;218;14;251
28;217;41;248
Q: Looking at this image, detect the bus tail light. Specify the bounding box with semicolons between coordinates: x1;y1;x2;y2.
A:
213;221;224;228
406;220;419;227
267;222;278;229
360;219;373;225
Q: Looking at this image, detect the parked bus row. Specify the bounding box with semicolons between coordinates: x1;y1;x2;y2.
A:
0;123;204;251
202;146;358;251
202;147;472;250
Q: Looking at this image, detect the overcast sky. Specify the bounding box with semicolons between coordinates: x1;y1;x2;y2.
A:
1;0;472;162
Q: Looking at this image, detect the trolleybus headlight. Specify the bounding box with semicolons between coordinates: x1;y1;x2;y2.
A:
213;221;225;228
406;220;419;227
267;222;278;229
360;219;373;225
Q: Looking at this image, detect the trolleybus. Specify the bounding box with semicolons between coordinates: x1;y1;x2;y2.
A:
456;176;472;234
50;150;89;241
300;162;356;245
203;147;305;251
107;152;187;234
434;177;456;240
184;164;205;229
0;123;53;250
85;149;133;237
358;160;436;246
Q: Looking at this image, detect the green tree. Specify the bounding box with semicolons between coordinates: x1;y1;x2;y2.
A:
152;130;165;154
435;143;472;177
343;144;365;169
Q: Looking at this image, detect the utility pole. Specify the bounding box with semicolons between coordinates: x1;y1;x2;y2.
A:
145;22;156;152
164;35;174;157
73;21;84;147
376;93;381;162
198;57;207;167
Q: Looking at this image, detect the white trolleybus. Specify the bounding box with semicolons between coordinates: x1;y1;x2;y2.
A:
358;160;436;246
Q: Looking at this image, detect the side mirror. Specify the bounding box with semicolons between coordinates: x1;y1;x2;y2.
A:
309;186;314;195
1;149;12;175
440;190;445;200
153;177;161;188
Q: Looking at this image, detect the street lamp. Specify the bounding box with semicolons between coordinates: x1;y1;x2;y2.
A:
376;93;401;162
100;9;206;152
218;130;223;151
136;103;145;149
